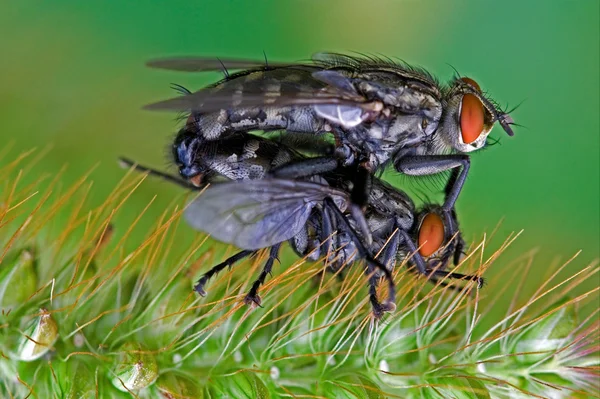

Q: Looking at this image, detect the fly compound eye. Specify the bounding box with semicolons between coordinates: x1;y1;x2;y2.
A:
458;77;486;145
418;213;445;257
459;95;485;145
460;77;481;91
188;174;203;187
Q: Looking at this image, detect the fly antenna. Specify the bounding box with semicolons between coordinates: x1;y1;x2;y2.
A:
117;157;197;190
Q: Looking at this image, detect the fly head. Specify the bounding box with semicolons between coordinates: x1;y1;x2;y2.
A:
172;128;209;186
414;205;462;271
441;77;514;154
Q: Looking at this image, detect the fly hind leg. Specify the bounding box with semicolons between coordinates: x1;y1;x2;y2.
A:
194;250;254;296
323;198;396;318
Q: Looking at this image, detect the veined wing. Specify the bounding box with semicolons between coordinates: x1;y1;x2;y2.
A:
144;67;368;112
184;179;349;250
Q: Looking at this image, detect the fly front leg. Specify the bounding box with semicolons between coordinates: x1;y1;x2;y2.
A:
397;229;429;276
244;243;282;307
398;229;482;288
379;222;403;272
395;154;470;213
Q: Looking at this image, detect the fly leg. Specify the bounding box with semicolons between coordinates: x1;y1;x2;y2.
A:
395;154;470;214
269;157;375;247
269;157;338;179
379;225;402;272
194;250;255;296
270;158;374;246
351;164;372;208
452;226;467;266
244;244;282;307
397;229;483;288
118;157;197;190
319;206;337;270
323;198;396;318
348;165;374;245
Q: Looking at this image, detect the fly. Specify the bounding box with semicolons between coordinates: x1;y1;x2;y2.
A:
144;52;516;221
120;133;482;318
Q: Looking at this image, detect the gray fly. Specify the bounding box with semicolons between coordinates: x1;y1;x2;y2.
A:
145;52;515;220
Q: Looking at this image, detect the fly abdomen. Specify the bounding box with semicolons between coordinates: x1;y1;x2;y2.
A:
188;106;326;141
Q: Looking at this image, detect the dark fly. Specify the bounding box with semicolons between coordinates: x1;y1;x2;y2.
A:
145;52;515;220
120;133;482;318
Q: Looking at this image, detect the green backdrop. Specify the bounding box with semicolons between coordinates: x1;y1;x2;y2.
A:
1;1;598;297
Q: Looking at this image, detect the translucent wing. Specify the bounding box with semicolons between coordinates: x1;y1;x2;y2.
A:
146;56;293;72
184;179;349;250
144;67;367;112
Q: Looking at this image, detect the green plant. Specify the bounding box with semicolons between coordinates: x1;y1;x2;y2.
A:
0;152;598;398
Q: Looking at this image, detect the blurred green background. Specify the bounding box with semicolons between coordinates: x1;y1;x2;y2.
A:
1;1;598;296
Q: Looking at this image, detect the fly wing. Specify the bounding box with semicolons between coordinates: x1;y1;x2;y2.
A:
184;179;350;250
144;67;367;112
146;56;294;72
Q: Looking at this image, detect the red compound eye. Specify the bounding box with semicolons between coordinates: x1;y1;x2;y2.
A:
460;92;485;144
418;213;445;257
460;77;481;91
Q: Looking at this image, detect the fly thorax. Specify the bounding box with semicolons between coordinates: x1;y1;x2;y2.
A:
367;124;384;140
423;133;452;156
388;114;428;149
395;212;414;231
366;216;394;238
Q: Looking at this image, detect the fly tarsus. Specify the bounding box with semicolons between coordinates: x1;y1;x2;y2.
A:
194;250;254;296
243;244;281;308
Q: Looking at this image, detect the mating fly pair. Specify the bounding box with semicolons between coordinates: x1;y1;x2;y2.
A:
135;52;515;317
122;131;481;318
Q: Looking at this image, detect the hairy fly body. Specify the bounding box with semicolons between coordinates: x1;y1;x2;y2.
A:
145;53;516;216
